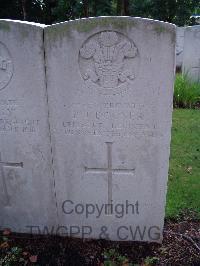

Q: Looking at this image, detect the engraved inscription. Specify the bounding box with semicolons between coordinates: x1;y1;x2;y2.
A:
0;153;23;206
85;142;135;213
0;42;13;91
0;99;17;116
79;31;140;95
62;102;160;138
0;118;40;133
0;99;40;133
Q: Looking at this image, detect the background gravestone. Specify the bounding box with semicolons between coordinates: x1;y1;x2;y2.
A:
176;27;185;71
45;17;176;242
0;20;57;233
183;25;200;82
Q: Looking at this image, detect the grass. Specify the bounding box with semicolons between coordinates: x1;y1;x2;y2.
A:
173;74;200;108
166;108;200;218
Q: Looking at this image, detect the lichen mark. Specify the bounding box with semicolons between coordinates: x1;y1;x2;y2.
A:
0;152;23;207
84;142;135;214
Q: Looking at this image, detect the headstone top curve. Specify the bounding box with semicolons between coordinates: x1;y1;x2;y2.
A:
185;25;200;31
0;19;47;28
46;16;176;33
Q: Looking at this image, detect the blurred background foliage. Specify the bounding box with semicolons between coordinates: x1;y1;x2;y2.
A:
0;0;200;25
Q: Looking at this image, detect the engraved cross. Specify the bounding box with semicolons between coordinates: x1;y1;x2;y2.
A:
0;153;23;206
85;142;135;209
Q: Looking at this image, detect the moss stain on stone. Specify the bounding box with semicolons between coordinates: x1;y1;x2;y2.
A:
153;24;176;44
74;17;137;33
154;25;167;35
19;27;30;39
154;24;176;35
46;24;71;43
0;22;10;32
46;17;138;42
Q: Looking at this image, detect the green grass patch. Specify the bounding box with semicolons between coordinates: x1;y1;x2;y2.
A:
173;74;200;108
166;109;200;218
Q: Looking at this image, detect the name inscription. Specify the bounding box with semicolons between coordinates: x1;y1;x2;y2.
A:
0;99;40;133
62;102;160;138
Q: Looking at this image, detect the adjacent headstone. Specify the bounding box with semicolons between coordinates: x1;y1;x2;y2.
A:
183;25;200;82
45;17;176;242
0;20;57;233
176;27;185;71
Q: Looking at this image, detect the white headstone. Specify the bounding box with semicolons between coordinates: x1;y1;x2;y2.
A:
45;17;176;242
176;27;185;71
0;20;57;233
183;25;200;82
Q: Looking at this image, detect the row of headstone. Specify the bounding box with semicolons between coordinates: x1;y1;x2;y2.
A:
0;17;175;242
176;25;200;82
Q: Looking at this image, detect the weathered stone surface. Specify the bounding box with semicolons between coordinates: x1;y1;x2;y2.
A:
176;27;185;70
183;25;200;82
0;20;57;233
45;17;176;242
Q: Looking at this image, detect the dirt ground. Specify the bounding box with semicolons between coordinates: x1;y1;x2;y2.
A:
0;214;200;265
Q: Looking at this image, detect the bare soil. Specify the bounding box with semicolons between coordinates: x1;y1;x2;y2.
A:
0;214;200;265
